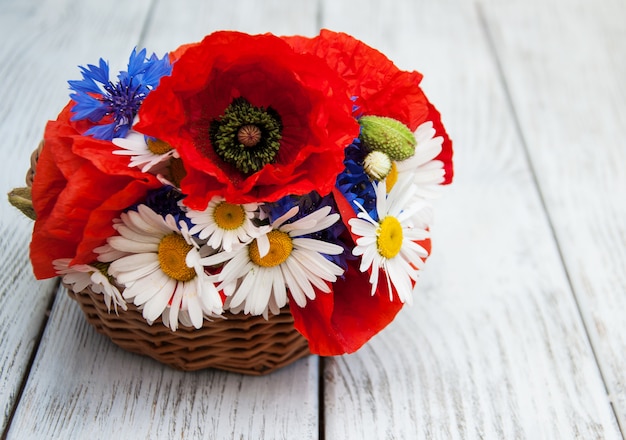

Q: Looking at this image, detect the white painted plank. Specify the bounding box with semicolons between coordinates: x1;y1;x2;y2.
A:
479;0;626;431
320;0;621;438
140;0;320;53
0;0;153;433
6;1;321;438
7;287;318;439
0;218;56;433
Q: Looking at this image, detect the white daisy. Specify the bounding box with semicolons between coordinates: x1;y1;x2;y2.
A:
394;121;445;200
97;204;223;330
112;126;179;173
349;177;430;304
201;205;345;317
187;196;270;252
53;258;127;313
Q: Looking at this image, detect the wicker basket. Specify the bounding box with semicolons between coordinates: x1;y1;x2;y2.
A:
29;144;311;375
67;286;310;374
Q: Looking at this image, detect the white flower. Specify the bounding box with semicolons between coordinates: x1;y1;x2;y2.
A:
201;205;345;318
349;177;430;304
187;196;270;252
395;121;445;200
112;126;178;173
97;204;223;330
53;258;127;313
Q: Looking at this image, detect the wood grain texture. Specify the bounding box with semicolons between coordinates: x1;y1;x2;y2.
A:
2;0;624;438
140;0;320;53
4;1;321;438
320;0;622;438
479;0;626;431
0;0;153;433
7;287;319;439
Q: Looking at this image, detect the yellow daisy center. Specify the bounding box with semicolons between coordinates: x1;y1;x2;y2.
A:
385;162;399;193
213;202;246;230
377;216;403;259
249;230;293;268
158;233;196;281
147;138;173;155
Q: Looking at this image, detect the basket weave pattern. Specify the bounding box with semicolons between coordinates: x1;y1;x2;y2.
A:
67;286;310;374
30;145;310;375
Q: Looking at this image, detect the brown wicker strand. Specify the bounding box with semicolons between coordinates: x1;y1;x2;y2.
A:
26;140;44;187
67;286;310;374
30;141;311;374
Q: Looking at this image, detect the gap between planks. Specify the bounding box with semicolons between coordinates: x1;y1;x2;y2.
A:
475;2;624;437
1;281;60;440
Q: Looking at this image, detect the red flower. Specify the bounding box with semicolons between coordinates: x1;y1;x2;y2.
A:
30;103;161;279
290;237;432;355
136;31;359;209
284;30;453;184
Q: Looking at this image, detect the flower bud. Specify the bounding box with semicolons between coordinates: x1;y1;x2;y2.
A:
8;187;36;220
359;115;416;161
363;150;392;181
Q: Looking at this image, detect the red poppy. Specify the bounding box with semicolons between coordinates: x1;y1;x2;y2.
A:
136;31;360;209
290;238;432;355
30;103;161;279
284;29;453;184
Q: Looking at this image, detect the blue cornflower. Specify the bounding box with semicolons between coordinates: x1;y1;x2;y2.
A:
68;48;172;140
127;186;190;227
335;136;379;221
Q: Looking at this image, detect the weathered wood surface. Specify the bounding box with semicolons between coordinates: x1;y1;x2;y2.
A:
0;0;624;438
8;285;319;439
320;0;623;438
480;0;626;431
0;0;153;434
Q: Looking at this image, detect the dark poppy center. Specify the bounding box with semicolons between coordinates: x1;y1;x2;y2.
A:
209;97;282;174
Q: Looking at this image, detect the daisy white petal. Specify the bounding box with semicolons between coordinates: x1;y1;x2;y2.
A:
112;127;178;173
187;196;269;252
291;237;343;255
97;204;223;329
53;258;126;312
349;178;431;303
184;284;204;329
168;282;185;331
210;205;345;316
394;121;446;200
107;236;159;254
284;257;316;300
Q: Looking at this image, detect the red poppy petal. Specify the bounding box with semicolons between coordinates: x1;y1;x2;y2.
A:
30;104;161;279
137;31;358;207
283;30;428;129
73;177;161;265
290;260;403;356
290;235;432;355
284;30;453;181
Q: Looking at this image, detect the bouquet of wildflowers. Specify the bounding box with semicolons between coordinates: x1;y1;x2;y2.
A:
11;30;453;356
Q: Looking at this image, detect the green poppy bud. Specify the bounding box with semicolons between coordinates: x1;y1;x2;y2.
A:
359;115;416;161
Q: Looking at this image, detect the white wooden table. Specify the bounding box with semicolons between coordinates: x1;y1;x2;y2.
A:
1;0;625;438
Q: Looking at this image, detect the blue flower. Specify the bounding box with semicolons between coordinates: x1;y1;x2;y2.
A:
127;186;191;227
68;48;172;140
335;136;379;221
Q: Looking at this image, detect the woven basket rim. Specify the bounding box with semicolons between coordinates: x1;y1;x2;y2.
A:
67;285;311;374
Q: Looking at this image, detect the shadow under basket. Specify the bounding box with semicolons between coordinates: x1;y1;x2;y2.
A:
66;286;311;375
